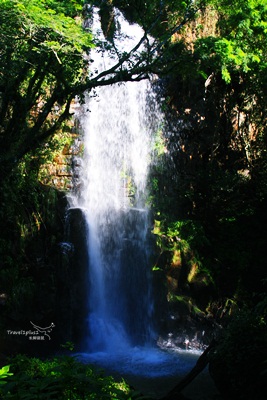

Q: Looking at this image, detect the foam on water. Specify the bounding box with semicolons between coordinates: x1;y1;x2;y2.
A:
76;346;201;378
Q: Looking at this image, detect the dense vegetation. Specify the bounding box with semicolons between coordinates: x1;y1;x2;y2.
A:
0;354;144;399
151;0;267;309
1;0;267;399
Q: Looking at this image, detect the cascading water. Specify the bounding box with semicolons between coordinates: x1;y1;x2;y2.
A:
69;8;216;400
72;8;159;353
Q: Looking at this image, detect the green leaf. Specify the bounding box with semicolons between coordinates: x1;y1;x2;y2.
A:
0;365;13;377
221;65;231;83
0;365;13;386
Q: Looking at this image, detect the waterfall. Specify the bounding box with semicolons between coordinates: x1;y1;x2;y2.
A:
67;10;211;398
71;8;161;353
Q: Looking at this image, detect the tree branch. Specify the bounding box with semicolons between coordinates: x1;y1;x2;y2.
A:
0;0;201;180
161;340;217;400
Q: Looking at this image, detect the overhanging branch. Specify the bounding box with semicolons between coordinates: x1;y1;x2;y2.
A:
73;1;200;94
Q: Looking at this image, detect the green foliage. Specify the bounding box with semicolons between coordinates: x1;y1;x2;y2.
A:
148;0;267;309
39;0;84;17
0;0;93;87
0;365;13;386
60;341;75;352
0;355;145;400
0;148;67;324
152;126;166;157
2;0;91;52
152;217;213;286
0;0;93;177
153;218;209;254
195;0;267;82
0;0;205;177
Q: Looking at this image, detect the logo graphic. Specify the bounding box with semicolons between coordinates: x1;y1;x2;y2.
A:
30;321;55;340
7;321;55;341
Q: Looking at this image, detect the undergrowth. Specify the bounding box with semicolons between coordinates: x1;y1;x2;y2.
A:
0;354;146;400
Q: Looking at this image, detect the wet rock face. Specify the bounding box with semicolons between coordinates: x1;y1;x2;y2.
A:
157;313;218;353
56;208;90;347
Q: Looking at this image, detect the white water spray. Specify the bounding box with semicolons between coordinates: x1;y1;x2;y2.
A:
72;9;162;353
68;11;214;399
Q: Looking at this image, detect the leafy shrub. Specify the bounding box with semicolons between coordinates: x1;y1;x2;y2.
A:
0;365;13;387
0;354;145;400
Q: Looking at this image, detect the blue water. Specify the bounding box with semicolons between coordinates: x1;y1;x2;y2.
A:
75;346;220;399
76;346;200;378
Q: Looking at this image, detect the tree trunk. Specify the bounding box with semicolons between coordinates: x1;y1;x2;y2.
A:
161;340;217;400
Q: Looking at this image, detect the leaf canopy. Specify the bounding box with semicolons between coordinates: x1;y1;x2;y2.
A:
196;0;267;82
